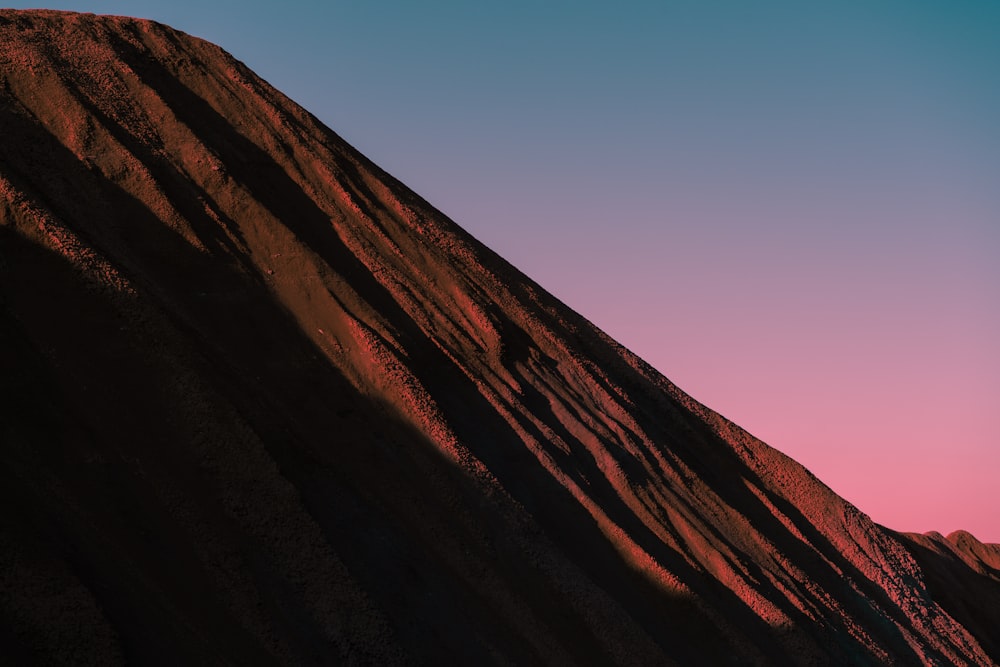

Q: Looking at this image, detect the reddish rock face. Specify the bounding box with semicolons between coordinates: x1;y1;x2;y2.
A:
0;10;996;665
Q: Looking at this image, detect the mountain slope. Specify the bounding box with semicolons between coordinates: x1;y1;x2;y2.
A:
0;10;996;665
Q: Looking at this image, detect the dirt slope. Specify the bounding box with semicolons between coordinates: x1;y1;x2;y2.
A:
1;10;996;665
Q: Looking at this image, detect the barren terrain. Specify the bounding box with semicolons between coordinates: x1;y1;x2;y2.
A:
0;10;997;665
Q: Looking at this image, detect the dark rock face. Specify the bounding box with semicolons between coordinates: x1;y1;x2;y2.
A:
0;10;996;665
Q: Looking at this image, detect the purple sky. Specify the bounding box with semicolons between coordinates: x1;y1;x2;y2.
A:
10;1;1000;541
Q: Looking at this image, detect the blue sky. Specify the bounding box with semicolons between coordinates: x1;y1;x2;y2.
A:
6;1;1000;539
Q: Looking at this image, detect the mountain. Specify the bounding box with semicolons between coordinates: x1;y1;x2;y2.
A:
0;10;996;665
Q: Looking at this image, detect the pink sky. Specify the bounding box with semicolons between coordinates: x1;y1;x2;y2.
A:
11;1;999;541
432;156;999;542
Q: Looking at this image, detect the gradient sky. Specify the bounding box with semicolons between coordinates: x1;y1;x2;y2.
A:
8;1;999;541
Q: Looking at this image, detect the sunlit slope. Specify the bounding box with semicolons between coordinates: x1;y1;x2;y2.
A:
1;10;995;665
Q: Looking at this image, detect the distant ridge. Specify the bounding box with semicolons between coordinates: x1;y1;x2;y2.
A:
1;10;997;665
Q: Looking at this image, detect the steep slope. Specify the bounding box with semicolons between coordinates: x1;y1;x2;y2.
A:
0;10;996;665
896;531;1000;663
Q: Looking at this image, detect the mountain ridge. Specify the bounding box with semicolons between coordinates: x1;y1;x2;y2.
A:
0;10;996;665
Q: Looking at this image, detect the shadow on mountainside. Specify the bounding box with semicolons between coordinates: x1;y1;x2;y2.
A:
0;94;740;665
896;533;1000;664
1;16;989;662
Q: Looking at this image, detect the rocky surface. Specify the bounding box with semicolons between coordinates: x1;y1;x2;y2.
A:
0;10;996;665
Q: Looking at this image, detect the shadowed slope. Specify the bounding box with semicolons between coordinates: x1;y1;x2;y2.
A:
1;10;997;665
897;531;1000;665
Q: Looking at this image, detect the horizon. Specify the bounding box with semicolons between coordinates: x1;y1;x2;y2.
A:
5;2;998;541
